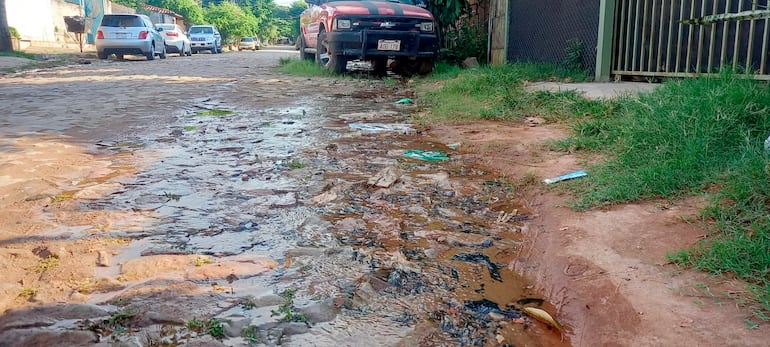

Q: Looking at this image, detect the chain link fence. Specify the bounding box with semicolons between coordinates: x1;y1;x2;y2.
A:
507;0;600;74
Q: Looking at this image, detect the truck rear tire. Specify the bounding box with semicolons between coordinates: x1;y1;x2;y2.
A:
316;31;346;74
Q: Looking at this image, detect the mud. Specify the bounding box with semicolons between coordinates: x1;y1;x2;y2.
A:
5;47;766;347
0;49;566;346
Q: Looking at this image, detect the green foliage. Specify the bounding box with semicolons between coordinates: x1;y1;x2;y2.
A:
563;38;584;71
286;159;307;170
205;2;259;43
147;0;205;24
425;0;471;48
8;27;21;39
187;317;225;338
270;288;307;322
442;18;487;65
196;109;235;116
36;256;60;273
418;62;591;121
278;58;336;77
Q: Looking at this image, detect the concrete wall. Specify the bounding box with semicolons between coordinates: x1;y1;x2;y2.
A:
6;0;56;41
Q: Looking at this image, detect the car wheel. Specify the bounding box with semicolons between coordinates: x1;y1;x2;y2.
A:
146;43;156;60
316;31;346;74
97;52;108;59
298;35;314;61
160;45;167;59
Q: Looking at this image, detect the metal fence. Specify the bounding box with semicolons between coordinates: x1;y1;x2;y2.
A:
613;0;770;80
507;0;601;73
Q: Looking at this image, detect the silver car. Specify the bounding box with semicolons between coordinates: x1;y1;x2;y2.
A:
156;23;191;57
188;25;222;54
96;14;166;60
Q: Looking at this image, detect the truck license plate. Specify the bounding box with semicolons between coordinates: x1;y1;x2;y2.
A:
377;40;400;51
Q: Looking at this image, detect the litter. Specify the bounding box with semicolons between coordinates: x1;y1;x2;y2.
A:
403;149;449;162
395;98;414;104
543;170;587;184
348;122;414;134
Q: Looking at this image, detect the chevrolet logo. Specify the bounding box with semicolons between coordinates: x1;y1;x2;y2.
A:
379;22;396;28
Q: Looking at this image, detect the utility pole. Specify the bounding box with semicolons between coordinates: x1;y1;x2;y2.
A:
0;0;12;52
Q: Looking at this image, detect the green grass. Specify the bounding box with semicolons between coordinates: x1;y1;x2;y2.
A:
0;51;36;59
278;58;336;77
285;159;308;170
418;61;592;121
184;125;197;131
418;65;770;313
196;109;235;117
270;288;307;322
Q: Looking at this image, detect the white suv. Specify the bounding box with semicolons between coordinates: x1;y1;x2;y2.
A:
96;14;166;60
188;25;222;54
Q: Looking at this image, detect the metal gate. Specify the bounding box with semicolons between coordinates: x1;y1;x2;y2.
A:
612;0;770;80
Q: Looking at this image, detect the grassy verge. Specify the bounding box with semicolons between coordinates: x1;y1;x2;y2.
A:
278;58;336;77
0;51;37;59
418;62;592;121
416;65;770;314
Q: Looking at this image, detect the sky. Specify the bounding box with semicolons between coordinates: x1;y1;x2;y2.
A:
274;0;296;7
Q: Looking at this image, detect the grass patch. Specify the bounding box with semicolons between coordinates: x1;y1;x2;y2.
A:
36;256;60;273
196;109;235;117
270;288;306;323
184;125;197;131
285;159;308;170
18;287;37;298
278;58;335;77
0;51;37;59
186;317;225;338
418;61;592;121
50;192;72;203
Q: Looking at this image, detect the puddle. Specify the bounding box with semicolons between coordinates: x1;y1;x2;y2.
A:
1;79;568;346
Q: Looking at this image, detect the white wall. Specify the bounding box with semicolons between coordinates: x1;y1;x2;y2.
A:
6;0;56;41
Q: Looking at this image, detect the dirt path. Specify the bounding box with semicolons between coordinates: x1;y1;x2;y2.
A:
0;48;765;347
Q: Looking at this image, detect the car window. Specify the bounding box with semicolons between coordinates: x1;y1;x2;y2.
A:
101;15;144;28
158;24;175;31
189;26;213;34
241;38;253;42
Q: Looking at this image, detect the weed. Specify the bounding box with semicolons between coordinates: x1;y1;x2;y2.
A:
239;297;257;309
18;287;37;298
186;317;225;339
206;318;225;338
36;256;60;273
286;159;308;170
50;193;71;203
277;59;336;77
107;309;136;327
242;325;260;343
186;318;204;331
0;51;36;59
196;109;235;117
163;192;181;202
563;38;584;70
184;125;197;131
270;288;307;323
194;256;212;267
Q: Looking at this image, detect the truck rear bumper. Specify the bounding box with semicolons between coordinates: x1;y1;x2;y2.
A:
326;30;437;59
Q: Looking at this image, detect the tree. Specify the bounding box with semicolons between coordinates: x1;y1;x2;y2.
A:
147;0;205;24
0;0;12;52
204;2;258;43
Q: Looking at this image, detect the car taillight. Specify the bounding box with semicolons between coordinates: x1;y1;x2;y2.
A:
96;30;104;39
167;32;178;37
138;31;149;39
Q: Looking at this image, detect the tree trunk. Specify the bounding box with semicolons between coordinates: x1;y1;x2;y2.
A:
0;0;12;52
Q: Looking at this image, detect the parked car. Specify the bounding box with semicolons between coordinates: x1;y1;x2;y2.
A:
156;23;191;57
238;37;260;51
188;25;222;54
298;0;437;75
96;14;166;60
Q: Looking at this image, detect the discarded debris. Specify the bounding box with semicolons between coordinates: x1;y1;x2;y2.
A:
543;170;587;184
368;166;401;188
464;299;521;319
403;149;449;162
522;307;565;336
394;98;413;104
348;122;414;134
452;253;503;282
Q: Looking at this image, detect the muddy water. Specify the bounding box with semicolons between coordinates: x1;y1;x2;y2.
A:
0;51;568;346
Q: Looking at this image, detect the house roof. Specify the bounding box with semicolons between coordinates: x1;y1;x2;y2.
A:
143;4;183;18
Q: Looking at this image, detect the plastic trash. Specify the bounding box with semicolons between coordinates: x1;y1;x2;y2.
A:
543;170;587;184
349;122;414;134
403;149;449;162
395;98;414;104
447;143;461;150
